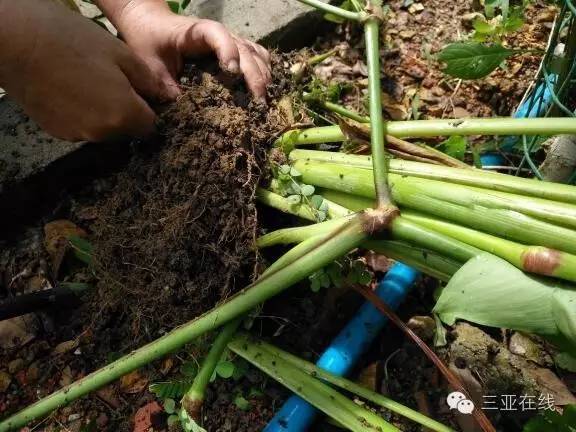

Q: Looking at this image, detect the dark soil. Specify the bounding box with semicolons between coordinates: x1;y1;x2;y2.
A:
86;69;272;341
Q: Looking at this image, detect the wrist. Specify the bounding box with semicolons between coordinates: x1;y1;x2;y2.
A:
100;0;173;36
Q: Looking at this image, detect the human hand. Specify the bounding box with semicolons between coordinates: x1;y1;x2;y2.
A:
107;1;272;101
0;0;168;142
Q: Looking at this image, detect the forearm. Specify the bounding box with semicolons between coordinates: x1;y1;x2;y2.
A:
95;0;172;32
0;0;58;86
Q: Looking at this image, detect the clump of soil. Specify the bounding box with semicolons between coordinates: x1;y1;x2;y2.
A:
86;68;283;340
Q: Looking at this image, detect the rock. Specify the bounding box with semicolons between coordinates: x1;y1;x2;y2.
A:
0;314;38;349
8;358;25;374
52;340;79;356
509;332;552;366
407;316;436;340
0;371;11;392
408;3;424;14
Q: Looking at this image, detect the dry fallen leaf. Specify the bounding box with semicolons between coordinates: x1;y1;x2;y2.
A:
120;371;149;394
44;220;87;276
382;92;408;120
133;401;163;432
527;368;576;406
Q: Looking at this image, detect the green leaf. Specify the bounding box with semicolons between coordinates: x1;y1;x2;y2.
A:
310;195;324;209
280;164;291;175
163;398;176;414
438;42;515;79
357;270;372;286
433;314;448;347
434;253;576;347
167;414;179;427
232;359;249;380
301;184;315;197
437;136;467;160
555;352;576;372
286;194;301;205
522;405;576;432
181;0;191;10
215;361;235;379
68;235;93;265
166;1;180;13
234;395;251;411
149;379;193;399
473;18;497;36
290;167;302;177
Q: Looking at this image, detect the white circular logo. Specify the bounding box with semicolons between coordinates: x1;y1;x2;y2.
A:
446;392;475;414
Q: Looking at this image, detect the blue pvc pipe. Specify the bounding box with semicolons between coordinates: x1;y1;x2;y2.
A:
264;262;419;432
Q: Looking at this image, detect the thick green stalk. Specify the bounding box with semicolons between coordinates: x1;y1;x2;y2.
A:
297;0;365;21
403;212;576;282
275;118;576;145
0;217;368;432
364;12;392;207
229;335;400;432
229;334;454;432
289;149;576;204
181;318;242;420
364;240;461;282
293;160;576;255
257;216;352;248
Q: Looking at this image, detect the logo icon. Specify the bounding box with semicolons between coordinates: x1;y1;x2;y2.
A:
447;391;475;414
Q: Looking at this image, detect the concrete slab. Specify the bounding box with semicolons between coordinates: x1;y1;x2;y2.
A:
0;0;327;224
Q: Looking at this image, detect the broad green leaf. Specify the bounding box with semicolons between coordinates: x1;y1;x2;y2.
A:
166;1;180;13
290;166;302;177
310;195;324;209
438;42;515;79
280;164;291;175
434;253;576;347
473;19;497;36
437;136;467;161
181;0;191;10
522;405;576;432
215;361;235;379
555;352;576;372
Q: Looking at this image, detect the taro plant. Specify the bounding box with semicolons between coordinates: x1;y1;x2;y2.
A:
3;0;576;431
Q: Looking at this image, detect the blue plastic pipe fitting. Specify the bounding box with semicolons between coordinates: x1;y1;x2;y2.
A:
264;262;419;432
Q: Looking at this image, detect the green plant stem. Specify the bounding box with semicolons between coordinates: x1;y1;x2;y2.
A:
0;217;369;432
181;319;242;421
256;188;317;222
302;94;370;123
275;117;576;146
403;212;576;282
296;0;365;21
364;15;392;207
229;334;454;432
229;335;400;432
364;240;461;282
290;149;576;204
293;160;576;255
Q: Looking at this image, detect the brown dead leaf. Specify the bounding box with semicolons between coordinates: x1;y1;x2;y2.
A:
133;401;163;432
120;371;149;394
527;368;576;406
44;220;87;276
382;93;408;120
357;362;380;393
52;340;78;356
160;357;174;376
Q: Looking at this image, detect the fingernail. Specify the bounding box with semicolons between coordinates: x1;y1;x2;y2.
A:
225;59;240;74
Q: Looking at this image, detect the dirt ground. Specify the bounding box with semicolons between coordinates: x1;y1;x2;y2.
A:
1;1;574;432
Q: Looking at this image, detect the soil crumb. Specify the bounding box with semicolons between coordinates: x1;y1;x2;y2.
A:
86;69;279;343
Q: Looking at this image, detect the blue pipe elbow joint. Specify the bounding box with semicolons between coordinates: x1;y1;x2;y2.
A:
264;262;419;432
